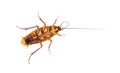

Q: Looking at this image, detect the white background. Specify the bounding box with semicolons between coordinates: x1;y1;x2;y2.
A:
0;0;120;73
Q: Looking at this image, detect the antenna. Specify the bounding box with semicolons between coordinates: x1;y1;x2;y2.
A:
59;21;105;30
64;27;105;30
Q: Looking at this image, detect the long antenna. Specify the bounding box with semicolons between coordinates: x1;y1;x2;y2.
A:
64;27;105;30
60;21;105;30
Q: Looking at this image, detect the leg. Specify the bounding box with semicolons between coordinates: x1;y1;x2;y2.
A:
38;13;46;26
16;25;39;30
53;16;59;25
48;39;52;55
51;16;59;31
53;32;64;36
57;33;64;36
28;42;42;64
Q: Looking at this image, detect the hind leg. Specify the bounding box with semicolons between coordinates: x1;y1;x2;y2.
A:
28;42;43;64
16;25;39;30
48;39;52;55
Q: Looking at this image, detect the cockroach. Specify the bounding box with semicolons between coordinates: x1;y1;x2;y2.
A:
16;14;70;64
17;14;103;64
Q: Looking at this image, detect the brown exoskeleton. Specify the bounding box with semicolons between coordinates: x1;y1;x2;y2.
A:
16;14;69;64
17;13;103;64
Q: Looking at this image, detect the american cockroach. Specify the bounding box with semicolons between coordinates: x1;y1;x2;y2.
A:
16;14;70;64
17;14;104;64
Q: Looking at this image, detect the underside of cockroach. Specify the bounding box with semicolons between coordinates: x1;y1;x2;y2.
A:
21;25;62;46
17;14;69;64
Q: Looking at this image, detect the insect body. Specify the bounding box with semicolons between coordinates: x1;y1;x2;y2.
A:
17;15;68;64
17;14;102;64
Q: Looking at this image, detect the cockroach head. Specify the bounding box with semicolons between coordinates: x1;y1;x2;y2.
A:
55;26;62;32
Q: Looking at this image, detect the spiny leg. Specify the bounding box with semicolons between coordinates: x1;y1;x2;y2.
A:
16;25;39;30
28;42;43;64
38;13;46;26
57;33;64;36
53;32;64;36
53;16;59;25
48;39;52;55
51;16;59;31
